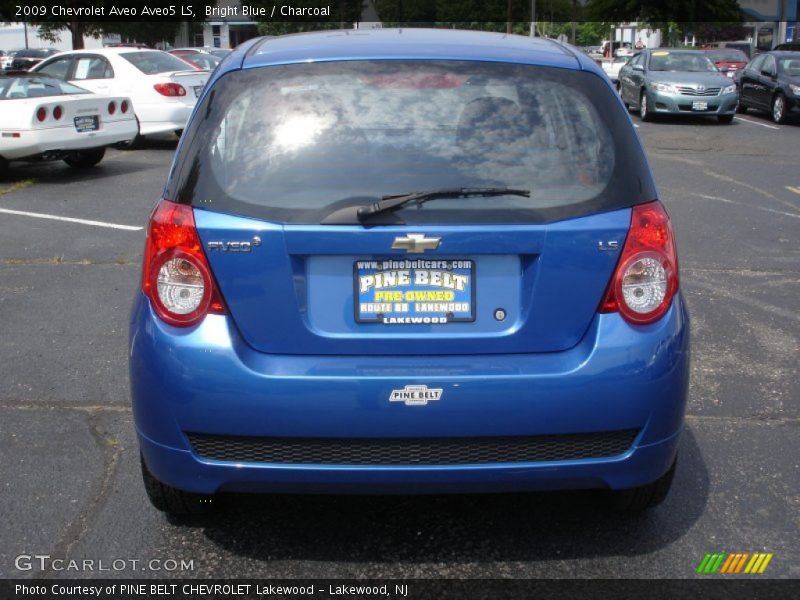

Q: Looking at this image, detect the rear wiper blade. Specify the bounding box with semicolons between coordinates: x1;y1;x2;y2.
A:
358;187;531;219
320;187;530;225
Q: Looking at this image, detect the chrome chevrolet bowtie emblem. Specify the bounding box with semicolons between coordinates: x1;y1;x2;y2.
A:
392;234;441;253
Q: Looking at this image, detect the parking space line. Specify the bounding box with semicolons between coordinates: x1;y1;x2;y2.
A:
0;208;142;231
734;116;780;130
689;192;800;219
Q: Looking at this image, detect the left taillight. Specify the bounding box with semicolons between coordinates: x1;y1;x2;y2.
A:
142;200;225;327
599;200;679;325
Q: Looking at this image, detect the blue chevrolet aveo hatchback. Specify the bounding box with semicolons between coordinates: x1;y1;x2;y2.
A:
130;29;690;515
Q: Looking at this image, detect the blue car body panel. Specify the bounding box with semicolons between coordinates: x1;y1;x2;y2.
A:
136;29;690;497
192;208;631;355
131;293;689;494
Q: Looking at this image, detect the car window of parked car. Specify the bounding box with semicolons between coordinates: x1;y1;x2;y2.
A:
0;76;89;99
761;55;777;76
169;60;655;225
649;51;717;72
777;57;800;76
72;56;114;80
748;54;767;72
120;51;194;74
706;50;748;62
37;56;73;79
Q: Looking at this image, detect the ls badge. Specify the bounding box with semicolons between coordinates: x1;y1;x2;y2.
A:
389;384;443;406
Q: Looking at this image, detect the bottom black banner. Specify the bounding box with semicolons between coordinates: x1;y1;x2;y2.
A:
2;579;798;600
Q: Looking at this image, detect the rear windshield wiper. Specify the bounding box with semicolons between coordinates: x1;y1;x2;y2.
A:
321;187;530;225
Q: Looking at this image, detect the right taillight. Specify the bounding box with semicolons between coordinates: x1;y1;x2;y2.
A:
142;200;225;327
153;83;187;97
599;200;679;325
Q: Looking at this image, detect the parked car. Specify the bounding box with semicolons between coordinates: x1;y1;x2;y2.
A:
131;29;689;516
168;49;222;71
0;73;137;178
9;48;59;71
619;48;738;123
773;43;800;52
1;49;24;70
706;41;753;60
615;44;634;58
31;48;209;143
602;56;630;86
736;51;800;123
701;48;749;78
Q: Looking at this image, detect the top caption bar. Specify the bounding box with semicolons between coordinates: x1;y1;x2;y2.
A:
0;0;754;24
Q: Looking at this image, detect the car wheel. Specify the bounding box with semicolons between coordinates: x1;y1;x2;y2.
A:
718;114;734;124
639;90;652;122
140;453;216;516
63;148;106;169
772;93;787;124
609;456;677;512
0;156;8;180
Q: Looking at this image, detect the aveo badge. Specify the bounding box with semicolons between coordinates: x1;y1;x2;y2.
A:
389;385;443;406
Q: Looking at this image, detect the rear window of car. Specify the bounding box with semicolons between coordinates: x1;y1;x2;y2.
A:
169;60;655;224
16;49;54;58
0;76;88;100
120;51;194;74
706;50;748;62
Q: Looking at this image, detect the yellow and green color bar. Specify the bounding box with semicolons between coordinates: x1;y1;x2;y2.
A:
697;552;773;574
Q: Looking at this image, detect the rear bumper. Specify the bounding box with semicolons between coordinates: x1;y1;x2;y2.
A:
135;101;196;135
130;293;690;495
0;119;137;160
649;90;738;116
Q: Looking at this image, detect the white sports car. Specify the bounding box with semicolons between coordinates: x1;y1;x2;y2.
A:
0;74;137;177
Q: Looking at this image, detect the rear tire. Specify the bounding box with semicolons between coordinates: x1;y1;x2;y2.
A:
718;114;734;124
140;453;216;516
639;90;652;122
0;156;8;180
63;147;105;169
609;456;677;512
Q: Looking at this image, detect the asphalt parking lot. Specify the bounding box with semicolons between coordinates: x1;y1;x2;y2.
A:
0;111;798;580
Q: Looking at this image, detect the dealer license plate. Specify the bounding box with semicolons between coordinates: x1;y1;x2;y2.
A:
73;115;98;132
692;100;708;111
355;258;475;325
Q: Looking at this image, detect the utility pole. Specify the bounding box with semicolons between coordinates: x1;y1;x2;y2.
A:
571;0;577;44
507;0;512;34
23;22;29;49
530;0;536;37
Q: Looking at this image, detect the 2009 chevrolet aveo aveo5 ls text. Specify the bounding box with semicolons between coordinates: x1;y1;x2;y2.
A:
130;29;690;516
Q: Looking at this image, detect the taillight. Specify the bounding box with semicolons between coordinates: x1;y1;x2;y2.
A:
599;201;679;325
36;107;47;122
120;100;129;113
53;105;63;120
108;101;116;115
153;83;187;97
142;200;225;327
